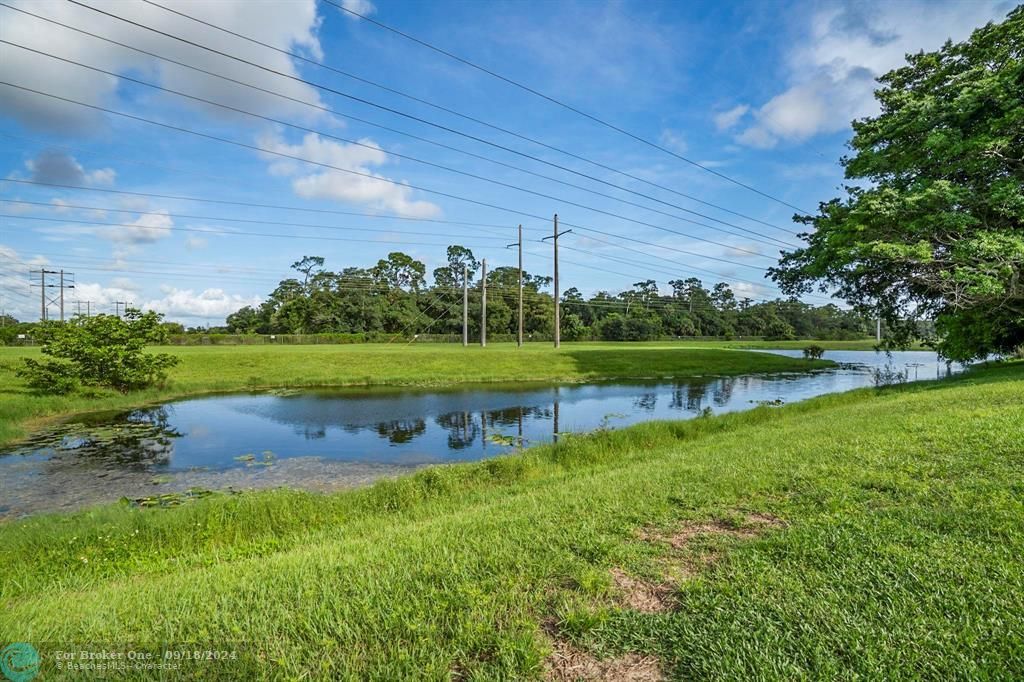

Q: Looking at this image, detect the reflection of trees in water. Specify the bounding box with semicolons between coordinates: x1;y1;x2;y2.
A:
375;419;427;444
712;377;736;406
20;406;184;470
634;392;657;411
435;411;479;450
297;425;327;440
435;405;551;449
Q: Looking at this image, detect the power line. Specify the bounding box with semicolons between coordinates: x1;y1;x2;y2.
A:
2;250;785;315
0;8;797;247
322;0;812;214
53;0;800;237
0;199;517;242
0;38;786;258
3;177;823;300
1;213;511;249
1;177;530;232
0;82;780;275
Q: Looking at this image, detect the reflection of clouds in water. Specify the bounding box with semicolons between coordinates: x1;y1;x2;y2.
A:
2;352;969;518
188;424;211;439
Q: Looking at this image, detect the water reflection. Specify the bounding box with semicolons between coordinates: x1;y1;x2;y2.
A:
0;350;966;518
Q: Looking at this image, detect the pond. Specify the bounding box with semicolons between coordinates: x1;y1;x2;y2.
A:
0;350;962;518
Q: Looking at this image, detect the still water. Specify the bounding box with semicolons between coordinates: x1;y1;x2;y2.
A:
0;351;960;518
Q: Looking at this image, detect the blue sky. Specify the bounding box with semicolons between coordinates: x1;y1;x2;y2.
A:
0;0;1013;325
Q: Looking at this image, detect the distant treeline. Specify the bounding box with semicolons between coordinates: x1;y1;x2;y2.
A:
0;247;877;345
220;249;874;342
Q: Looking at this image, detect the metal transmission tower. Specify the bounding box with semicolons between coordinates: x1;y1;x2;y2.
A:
113;301;129;317
29;269;75;321
543;214;571;348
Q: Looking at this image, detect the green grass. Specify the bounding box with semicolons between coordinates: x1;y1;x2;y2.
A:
0;342;830;447
0;362;1020;679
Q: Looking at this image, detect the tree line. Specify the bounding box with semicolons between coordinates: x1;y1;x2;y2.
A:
219;247;874;341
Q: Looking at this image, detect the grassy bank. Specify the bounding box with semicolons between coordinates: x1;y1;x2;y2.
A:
0;343;829;447
1;362;1020;679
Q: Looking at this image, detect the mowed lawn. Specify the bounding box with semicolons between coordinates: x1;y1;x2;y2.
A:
0;362;1020;679
0;342;829;446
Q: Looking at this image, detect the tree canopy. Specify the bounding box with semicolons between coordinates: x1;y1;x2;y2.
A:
221;250;873;342
771;7;1023;361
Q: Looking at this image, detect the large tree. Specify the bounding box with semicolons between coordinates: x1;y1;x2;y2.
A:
770;8;1023;361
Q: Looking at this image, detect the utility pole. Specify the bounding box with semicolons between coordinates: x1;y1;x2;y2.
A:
507;225;524;348
30;268;74;322
462;264;468;347
876;317;882;342
73;300;93;318
39;269;45;321
480;258;487;347
543;214;572;348
114;301;127;318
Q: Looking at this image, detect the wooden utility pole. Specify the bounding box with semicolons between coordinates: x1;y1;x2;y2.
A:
114;301;127;318
543;214;572;348
480;258;487;347
59;270;65;322
876;317;881;342
462;264;468;347
507;225;524;347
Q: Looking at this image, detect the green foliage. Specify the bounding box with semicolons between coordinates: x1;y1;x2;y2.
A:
1;364;1020;677
17;310;179;393
772;8;1024;361
802;344;826;360
219;249;874;343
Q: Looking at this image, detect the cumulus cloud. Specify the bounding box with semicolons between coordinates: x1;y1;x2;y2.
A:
184;236;208;250
260;132;441;218
339;0;376;17
68;280;140;310
0;0;327;133
736;1;1010;148
713;105;749;132
142;287;261;319
103;210;173;244
22;149;115;186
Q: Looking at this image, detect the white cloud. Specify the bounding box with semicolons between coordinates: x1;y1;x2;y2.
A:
184;236;208;250
260;132;441;218
21;149;115;186
736;1;1010;148
0;0;327;132
339;0;376;18
142;287;261;319
103;210;173;244
658;129;687;154
713;105;749;131
70;280;140;309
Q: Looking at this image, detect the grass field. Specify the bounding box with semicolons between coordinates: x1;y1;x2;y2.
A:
0;361;1020;679
0;342;830;447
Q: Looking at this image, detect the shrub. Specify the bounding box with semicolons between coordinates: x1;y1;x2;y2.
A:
871;364;908;388
803;344;826;360
18;310;180;394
